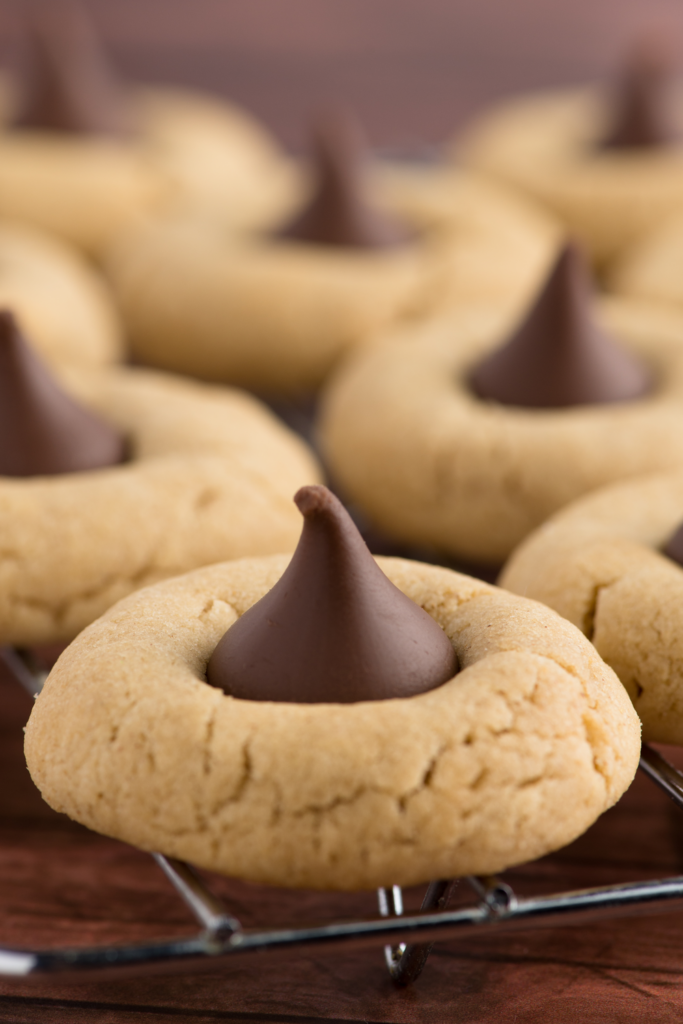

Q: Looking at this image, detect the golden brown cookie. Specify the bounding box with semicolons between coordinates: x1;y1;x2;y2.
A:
103;169;558;396
0;364;321;647
0;3;294;254
0;220;123;367
0;86;293;257
0;130;167;257
501;472;683;745
24;556;639;890
455;86;683;269
319;297;683;564
137;86;297;231
609;211;683;311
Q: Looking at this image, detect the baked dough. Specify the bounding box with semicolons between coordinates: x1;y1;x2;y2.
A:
103;170;559;395
0;221;123;367
137;87;296;231
319;297;683;564
609;211;683;311
24;556;639;890
0;85;293;256
0;364;320;647
374;163;560;319
501;472;683;745
455;86;683;269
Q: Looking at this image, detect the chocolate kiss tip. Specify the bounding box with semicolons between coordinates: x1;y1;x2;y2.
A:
206;485;458;703
469;242;652;409
273;107;410;250
14;0;129;136
0;310;126;477
663;521;683;567
600;36;679;150
294;483;330;516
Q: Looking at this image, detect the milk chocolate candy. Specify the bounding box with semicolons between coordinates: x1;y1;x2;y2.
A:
664;521;683;566
14;0;129;136
600;37;679;150
470;243;651;408
0;310;126;476
275;108;410;250
206;485;458;702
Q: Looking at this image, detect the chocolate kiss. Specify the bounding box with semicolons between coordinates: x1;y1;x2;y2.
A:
274;109;410;250
663;522;683;566
206;485;458;703
469;244;651;409
13;0;129;136
600;38;678;150
0;310;126;476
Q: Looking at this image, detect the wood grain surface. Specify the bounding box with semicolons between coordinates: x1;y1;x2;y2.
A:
4;0;683;1020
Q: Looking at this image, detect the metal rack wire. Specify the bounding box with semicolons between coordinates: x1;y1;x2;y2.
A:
3;647;683;987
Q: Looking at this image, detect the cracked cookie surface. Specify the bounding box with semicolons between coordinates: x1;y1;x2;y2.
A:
25;557;640;889
320;297;683;564
0;365;320;647
501;472;683;744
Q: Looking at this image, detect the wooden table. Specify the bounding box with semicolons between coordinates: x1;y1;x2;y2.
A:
4;0;683;1019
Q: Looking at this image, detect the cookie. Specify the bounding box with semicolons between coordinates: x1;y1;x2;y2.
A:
103;161;558;396
0;7;293;255
0;220;123;368
319;275;683;565
0;133;167;258
373;161;559;319
455;67;683;269
24;554;639;890
501;472;683;745
609;210;683;312
0;362;321;647
137;86;297;232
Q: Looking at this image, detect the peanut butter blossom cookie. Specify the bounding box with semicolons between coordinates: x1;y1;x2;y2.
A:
104;108;558;396
0;311;320;647
502;472;683;745
456;40;683;268
320;243;683;566
25;485;639;891
0;2;292;255
0;220;123;368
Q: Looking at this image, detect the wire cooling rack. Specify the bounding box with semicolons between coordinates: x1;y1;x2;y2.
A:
3;646;683;988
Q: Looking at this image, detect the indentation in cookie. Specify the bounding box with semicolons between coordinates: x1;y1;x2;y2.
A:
469;243;651;408
274;108;411;250
206;484;458;702
600;37;679;151
13;0;130;136
0;309;126;476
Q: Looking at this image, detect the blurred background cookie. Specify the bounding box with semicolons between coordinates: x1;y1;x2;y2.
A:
455;38;683;272
0;0;294;255
0;219;123;367
319;245;683;567
104;108;559;397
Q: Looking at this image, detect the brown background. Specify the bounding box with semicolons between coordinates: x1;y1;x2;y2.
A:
3;0;683;149
4;0;683;1021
